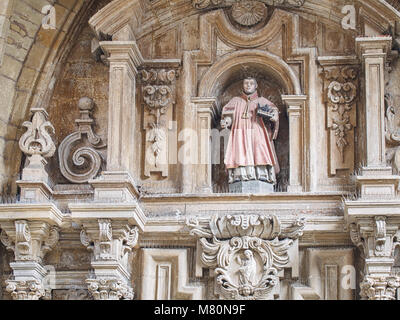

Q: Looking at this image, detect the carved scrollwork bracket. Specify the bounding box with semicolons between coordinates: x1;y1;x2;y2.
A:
139;68;179;178
58;97;106;184
186;214;305;300
322;66;359;176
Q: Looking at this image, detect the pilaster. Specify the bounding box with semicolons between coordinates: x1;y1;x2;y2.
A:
281;95;307;193
355;36;399;198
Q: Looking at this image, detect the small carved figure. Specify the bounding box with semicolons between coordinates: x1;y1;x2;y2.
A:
237;250;257;287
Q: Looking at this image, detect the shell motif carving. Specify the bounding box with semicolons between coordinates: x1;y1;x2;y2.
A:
58;97;106;184
231;1;267;26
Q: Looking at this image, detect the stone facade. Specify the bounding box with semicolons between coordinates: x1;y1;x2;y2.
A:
1;0;400;300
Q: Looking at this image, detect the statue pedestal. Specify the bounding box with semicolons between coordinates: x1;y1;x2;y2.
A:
229;181;274;194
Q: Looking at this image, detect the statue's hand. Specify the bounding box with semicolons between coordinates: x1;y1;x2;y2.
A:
221;117;232;129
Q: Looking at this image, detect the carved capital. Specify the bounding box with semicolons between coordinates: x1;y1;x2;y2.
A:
86;278;134;300
58;97;106;184
80;219;139;262
5;279;46;300
360;275;400;300
186;214;304;300
0;220;59;262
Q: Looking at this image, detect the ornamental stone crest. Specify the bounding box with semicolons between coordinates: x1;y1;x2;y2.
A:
186;214;305;300
58;97;106;184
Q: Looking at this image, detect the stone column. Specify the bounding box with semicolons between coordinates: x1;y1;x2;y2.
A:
192;98;216;193
94;41;144;201
282;95;307;193
344;204;400;300
70;202;146;300
355;36;399;198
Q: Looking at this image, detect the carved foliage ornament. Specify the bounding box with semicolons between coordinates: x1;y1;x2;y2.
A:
6;280;45;300
186;214;304;300
360;275;400;300
58;97;106;184
323;66;358;175
140;68;178;177
384;93;400;173
19;108;55;158
0;220;59;262
86;279;134;300
80;220;139;261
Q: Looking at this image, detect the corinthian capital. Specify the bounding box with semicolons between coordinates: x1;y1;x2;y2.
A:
360;275;400;300
5;280;46;300
86;278;134;300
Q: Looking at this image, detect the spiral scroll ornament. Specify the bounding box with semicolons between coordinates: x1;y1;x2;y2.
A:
58;97;106;184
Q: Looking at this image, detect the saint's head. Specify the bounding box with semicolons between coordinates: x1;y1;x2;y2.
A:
243;77;258;95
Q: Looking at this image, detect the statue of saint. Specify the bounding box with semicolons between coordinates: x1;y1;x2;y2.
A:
221;77;280;187
237;250;257;286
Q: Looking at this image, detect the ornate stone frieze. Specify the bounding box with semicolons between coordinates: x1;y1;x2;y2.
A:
192;0;305;10
0;220;59;262
322;66;358;176
139;68;178;178
5;279;45;300
186;214;304;300
58;97;106;184
360;275;400;300
19;108;56;183
86;278;134;300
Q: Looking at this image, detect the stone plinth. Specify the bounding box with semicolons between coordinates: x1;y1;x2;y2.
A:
229;180;274;194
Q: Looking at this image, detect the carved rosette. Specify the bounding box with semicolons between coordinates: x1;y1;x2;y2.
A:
58;97;106;184
323;66;358;176
86;279;134;300
5;280;46;300
186;214;305;300
140;68;178;177
360;275;400;300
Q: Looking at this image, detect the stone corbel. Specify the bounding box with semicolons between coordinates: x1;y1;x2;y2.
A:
17;108;56;202
186;214;305;300
0;219;60;300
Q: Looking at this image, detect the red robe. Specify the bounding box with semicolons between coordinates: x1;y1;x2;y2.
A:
222;92;280;173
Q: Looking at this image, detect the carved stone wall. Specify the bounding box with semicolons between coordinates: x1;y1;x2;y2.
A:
1;0;400;302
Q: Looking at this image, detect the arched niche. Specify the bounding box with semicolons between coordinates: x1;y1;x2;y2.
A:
193;50;306;193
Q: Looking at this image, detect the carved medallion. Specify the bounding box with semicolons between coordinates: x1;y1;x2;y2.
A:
187;214;305;300
231;1;267;26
